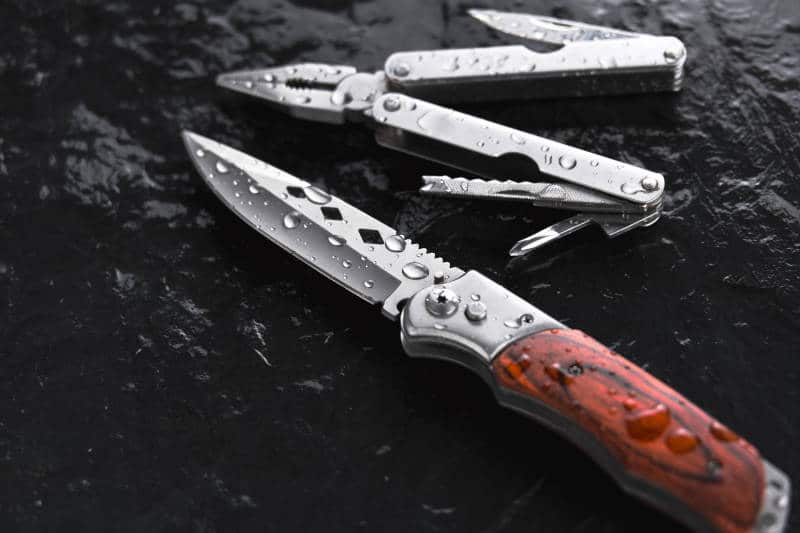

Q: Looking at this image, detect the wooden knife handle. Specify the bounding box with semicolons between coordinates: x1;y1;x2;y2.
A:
492;328;779;533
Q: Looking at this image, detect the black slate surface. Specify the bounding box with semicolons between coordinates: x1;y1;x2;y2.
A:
1;1;798;532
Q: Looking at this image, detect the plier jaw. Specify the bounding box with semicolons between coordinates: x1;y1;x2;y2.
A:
217;64;386;125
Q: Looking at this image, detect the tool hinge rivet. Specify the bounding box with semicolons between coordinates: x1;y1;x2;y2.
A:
465;301;487;322
425;287;460;317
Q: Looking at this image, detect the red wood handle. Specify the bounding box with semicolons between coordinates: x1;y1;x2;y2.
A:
492;329;764;533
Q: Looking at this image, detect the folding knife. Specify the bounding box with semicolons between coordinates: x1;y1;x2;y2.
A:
182;132;790;533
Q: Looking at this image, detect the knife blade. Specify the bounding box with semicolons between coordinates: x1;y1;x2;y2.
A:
182;132;790;533
182;132;463;319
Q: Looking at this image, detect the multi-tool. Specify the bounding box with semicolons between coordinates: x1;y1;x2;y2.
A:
215;10;688;255
182;132;790;533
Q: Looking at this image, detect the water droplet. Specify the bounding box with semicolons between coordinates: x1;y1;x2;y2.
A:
540;145;550;152
622;398;639;411
364;280;374;289
282;212;301;229
383;96;401;112
433;324;446;330
295;95;311;104
263;73;275;83
665;428;699;454
504;313;534;328
215;161;229;174
625;404;670;441
510;132;526;145
621;182;643;194
305;186;331;205
392;62;410;77
470;294;480;301
195;149;205;158
342;260;352;269
558;155;577;170
590;160;599;167
476;140;485;148
402;262;429;280
385;235;406;252
328;235;345;247
234;192;241;198
244;80;254;89
544;363;578;385
248;185;259;194
709;421;739;442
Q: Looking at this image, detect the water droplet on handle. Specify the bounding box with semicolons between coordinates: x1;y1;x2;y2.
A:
625;404;671;441
709;421;739;442
558;155;577;170
665;428;699;454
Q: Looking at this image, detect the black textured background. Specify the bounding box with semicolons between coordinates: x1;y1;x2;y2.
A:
1;1;798;532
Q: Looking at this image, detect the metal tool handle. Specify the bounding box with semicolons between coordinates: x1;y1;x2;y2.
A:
400;271;790;533
371;93;664;208
384;38;686;101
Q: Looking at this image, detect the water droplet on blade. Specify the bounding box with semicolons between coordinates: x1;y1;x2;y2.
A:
364;280;374;289
216;161;229;174
402;262;429;280
195;149;205;158
248;185;259;194
342;260;352;269
385;235;406;252
305;186;331;205
328;235;345;247
283;212;301;229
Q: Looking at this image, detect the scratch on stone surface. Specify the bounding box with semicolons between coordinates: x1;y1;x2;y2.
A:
254;348;271;367
295;379;325;393
482;477;546;533
298;330;335;344
422;503;456;516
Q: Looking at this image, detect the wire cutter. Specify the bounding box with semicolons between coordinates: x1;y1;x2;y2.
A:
216;9;687;255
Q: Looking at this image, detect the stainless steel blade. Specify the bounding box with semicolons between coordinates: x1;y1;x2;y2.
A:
183;132;462;319
468;9;642;44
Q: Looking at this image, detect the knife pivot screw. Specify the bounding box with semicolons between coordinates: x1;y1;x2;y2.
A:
391;62;410;77
640;176;660;191
383;96;402;112
425;287;461;317
465;301;488;322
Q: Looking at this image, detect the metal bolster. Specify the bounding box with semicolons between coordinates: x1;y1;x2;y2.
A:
400;270;565;378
